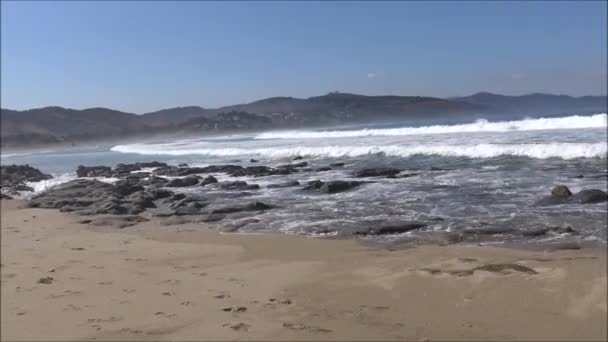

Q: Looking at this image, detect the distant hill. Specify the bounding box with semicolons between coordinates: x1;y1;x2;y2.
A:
453;92;607;117
1;92;606;148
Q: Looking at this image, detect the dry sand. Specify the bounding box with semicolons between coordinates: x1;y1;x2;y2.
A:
1;199;606;341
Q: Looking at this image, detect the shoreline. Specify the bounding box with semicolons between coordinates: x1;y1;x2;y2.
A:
2;199;607;341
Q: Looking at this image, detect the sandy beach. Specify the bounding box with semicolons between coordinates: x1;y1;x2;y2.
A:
1;199;606;341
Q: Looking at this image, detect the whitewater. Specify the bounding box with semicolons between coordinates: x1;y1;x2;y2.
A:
109;114;608;160
3;112;607;247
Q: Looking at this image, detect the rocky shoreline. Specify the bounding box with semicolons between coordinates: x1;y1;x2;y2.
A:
1;161;607;244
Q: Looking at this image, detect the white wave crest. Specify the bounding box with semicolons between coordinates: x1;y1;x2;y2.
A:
111;142;607;160
254;113;608;140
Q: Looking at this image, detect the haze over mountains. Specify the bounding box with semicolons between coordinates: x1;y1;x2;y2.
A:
1;92;606;148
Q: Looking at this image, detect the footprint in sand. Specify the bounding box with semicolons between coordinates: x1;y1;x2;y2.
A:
154;311;177;318
282;322;331;333
98;281;113;285
122;289;136;294
63;304;83;312
223;322;250;331
157;279;180;286
47;290;83;299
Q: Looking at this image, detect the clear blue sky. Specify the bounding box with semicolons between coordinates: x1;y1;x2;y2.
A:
1;1;606;113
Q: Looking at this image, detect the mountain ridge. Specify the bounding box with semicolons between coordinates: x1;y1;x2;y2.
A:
2;92;606;148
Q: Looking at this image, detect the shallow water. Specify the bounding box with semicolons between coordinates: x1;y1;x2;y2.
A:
3;113;607;246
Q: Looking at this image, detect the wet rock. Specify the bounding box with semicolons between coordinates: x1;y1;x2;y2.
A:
145;187;174;200
573;189;607;204
551;185;572;199
29;179;114;209
76;165;112;177
154;166;207;177
1;165;53;191
356;222;426;235
113;179;144;196
387;173;419;179
166;175;201;187
315;167;332;172
520;225;577;237
211;202;276;214
125;191;157;209
217;181;260;191
304;180;363;193
250;159;259;163
319;180;362;193
353;167;400;178
146;176;169;187
462;226;516;236
293;155;303;160
196;214;226;222
200;175;218;186
137;161;168;168
267;180;300;188
329;162;345;167
113;163;141;175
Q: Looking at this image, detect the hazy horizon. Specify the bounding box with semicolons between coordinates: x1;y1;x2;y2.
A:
1;1;607;113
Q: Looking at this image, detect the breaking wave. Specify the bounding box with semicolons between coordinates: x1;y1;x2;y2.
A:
111;142;607;160
254;113;608;140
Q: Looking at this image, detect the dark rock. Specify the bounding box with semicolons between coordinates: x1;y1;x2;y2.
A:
1;164;53;184
319;180;362;193
125;191;157;209
76;165;112;178
353;167;400;178
292;156;303;160
177;163;189;167
211;201;276;214
356;222;426;235
250;159;259;163
520;225;577;237
315;167;332;172
267;180;300;188
551;185;572;199
573;189;607;204
166;175;201;187
387;173;419;179
329;162;345;167
304;180;362;193
138;161;168;168
197;214;226;222
113;163;141;175
29;179;113;209
1;193;13;199
217;181;260;191
145;187;174;200
154;166;208;177
200;175;218;186
146;176;169;187
113;179;145;196
462;226;516;235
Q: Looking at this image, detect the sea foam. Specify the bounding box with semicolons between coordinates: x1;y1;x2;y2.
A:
254;113;608;140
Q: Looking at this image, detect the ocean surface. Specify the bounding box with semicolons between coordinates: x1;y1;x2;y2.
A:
3;113;607;247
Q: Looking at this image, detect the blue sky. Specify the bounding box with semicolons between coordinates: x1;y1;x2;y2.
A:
1;1;606;113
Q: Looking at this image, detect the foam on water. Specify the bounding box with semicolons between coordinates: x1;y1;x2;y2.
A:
254;113;607;140
111;142;606;160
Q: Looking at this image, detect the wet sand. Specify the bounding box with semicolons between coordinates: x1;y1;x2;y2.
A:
1;199;606;341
